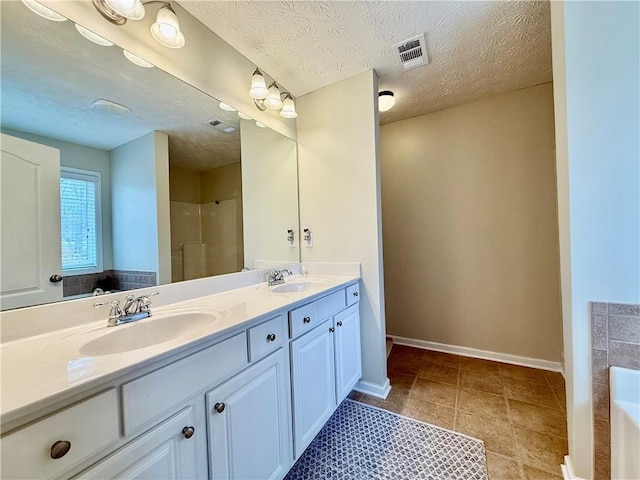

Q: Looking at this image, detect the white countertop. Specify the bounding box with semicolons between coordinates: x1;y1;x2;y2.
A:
1;273;359;426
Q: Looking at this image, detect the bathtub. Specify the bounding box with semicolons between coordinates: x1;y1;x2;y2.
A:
610;366;640;480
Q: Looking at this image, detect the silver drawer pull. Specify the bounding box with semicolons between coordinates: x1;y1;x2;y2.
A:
182;426;195;439
214;402;226;413
267;333;276;342
303;316;311;324
50;440;71;459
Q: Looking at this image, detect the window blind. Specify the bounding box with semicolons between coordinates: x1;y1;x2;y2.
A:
60;171;99;271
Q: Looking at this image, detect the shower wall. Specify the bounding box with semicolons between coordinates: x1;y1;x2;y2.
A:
169;164;243;283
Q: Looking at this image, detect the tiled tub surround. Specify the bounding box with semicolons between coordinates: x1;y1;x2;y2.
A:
591;301;640;480
351;345;568;479
63;270;157;297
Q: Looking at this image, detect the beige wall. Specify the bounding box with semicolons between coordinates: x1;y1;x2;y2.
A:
201;163;243;270
169;166;201;204
297;70;389;396
381;83;563;362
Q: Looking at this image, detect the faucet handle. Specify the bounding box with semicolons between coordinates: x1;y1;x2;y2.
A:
138;292;159;312
94;299;122;324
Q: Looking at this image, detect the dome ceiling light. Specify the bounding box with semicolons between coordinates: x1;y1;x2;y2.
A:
378;91;395;112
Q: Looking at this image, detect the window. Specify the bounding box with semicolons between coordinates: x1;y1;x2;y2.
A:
60;167;102;274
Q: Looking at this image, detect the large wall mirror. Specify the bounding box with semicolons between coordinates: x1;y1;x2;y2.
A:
0;1;300;310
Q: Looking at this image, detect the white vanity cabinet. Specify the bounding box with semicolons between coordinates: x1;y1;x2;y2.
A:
75;403;208;480
289;282;361;458
207;348;291;480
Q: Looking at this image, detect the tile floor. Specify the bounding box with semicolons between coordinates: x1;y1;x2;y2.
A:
349;345;568;480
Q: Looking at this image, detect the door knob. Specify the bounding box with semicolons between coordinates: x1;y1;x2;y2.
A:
49;274;63;283
353;292;358;297
303;316;311;324
267;333;276;342
214;402;226;413
337;321;343;327
182;426;195;439
329;327;335;333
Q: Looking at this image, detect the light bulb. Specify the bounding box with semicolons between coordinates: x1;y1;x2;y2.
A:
264;83;283;110
21;0;67;21
378;91;395;112
249;69;269;100
123;50;154;68
279;95;298;119
219;102;236;112
75;24;113;46
104;0;144;20
238;112;252;120
151;5;185;48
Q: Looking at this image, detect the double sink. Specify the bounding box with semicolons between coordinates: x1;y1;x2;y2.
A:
79;276;331;357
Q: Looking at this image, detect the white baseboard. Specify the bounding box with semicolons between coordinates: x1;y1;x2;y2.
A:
389;335;563;373
561;455;584;480
354;378;391;399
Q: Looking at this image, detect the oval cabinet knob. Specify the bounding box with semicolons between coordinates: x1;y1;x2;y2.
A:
214;402;226;413
266;333;276;342
49;274;63;283
50;440;71;459
303;316;311;324
329;327;335;333
337;321;343;327
182;426;195;439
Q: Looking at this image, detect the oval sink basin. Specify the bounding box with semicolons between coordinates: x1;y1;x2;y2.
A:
268;278;331;294
80;311;219;356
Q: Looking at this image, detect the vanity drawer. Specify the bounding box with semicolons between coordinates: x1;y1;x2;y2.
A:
248;315;287;361
289;302;316;339
346;283;360;306
122;332;248;435
316;290;346;321
1;389;119;480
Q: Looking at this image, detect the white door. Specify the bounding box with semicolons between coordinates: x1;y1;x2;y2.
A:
334;304;362;402
1;133;62;310
76;406;207;480
207;348;292;480
290;319;336;459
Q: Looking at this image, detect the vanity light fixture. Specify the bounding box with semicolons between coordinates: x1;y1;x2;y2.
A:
123;49;154;68
21;0;67;21
219;102;236;112
238;112;252;120
150;4;185;49
248;68;298;119
92;0;185;49
378;91;395;112
75;24;114;47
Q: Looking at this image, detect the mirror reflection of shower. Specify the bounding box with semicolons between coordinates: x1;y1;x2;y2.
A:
169;163;243;282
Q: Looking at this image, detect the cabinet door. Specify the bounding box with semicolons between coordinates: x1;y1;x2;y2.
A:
290;320;336;458
76;405;207;480
207;348;292;480
334;304;362;402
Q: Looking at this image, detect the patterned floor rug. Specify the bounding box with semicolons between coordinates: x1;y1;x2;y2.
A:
285;399;488;480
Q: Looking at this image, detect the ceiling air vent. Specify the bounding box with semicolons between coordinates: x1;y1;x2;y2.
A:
204;118;236;133
393;33;428;71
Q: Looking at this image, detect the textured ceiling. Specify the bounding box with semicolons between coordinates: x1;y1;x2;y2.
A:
178;0;552;124
0;1;241;171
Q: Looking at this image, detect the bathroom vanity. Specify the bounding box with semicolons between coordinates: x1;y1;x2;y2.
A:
0;271;362;480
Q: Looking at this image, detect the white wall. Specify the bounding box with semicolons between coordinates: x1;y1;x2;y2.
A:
296;70;389;396
41;1;295;140
241;119;299;268
110;131;171;283
1;128;114;270
551;2;640;477
381;84;563;364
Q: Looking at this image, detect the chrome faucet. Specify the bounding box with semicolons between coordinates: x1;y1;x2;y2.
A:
95;292;159;327
267;269;292;286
